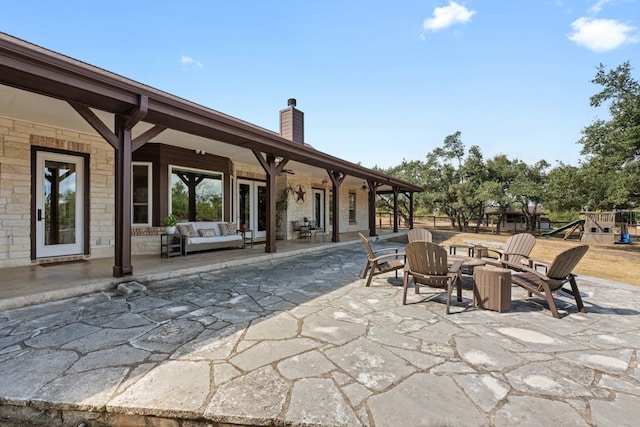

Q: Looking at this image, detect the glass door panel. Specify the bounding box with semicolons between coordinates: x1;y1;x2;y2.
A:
36;151;84;258
237;180;266;239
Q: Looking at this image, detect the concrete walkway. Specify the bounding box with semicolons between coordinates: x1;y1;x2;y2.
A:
1;239;639;426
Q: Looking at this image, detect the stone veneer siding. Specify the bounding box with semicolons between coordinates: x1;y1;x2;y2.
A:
0;117;374;268
0;116;115;268
234;163;369;240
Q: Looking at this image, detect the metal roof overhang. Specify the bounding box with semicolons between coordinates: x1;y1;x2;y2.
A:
0;33;423;194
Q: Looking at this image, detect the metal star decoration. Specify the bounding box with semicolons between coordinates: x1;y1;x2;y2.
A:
295;185;306;203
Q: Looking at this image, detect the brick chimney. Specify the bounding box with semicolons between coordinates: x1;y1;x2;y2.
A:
279;98;304;144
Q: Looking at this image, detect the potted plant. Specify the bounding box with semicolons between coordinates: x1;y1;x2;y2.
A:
303;216;309;226
163;213;177;234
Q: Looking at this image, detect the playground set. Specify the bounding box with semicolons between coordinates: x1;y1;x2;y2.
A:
541;210;637;244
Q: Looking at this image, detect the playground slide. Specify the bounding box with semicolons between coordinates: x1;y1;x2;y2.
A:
541;219;585;237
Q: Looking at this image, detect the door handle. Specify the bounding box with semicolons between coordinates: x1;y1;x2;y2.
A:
37;209;42;222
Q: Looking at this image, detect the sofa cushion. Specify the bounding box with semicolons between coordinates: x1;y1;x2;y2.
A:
187;234;242;245
177;223;197;237
198;228;217;237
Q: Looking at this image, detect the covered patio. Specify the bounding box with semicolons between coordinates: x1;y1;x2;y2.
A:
0;32;422;281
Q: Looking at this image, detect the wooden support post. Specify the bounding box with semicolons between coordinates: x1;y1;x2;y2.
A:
253;151;289;253
367;180;379;237
328;170;344;242
113;115;133;277
393;187;399;233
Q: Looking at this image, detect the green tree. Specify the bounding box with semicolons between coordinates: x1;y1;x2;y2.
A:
374;159;429;224
171;180;189;220
510;160;549;231
483;155;519;234
579;61;640;208
451;145;487;231
423;132;489;231
545;162;585;213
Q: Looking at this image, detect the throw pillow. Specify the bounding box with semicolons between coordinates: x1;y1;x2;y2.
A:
177;223;196;237
226;222;237;235
198;228;217;237
219;222;238;236
218;222;229;236
219;222;230;236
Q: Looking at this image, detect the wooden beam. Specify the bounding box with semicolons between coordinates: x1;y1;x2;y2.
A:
68;101;118;148
125;95;148;128
252;150;268;171
132;125;166;151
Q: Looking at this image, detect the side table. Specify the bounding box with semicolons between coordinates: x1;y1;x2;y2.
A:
473;266;511;312
161;233;183;257
239;229;254;248
299;225;311;239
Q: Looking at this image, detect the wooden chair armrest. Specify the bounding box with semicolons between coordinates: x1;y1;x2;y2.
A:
501;260;549;280
374;247;400;255
449;259;464;274
528;259;550;272
483;259;503;267
372;252;405;263
485;248;504;258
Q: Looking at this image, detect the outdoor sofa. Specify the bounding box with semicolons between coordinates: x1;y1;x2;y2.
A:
176;221;243;254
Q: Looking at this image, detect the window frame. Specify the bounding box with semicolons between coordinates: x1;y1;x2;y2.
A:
169;164;225;222
131;162;152;226
348;191;357;224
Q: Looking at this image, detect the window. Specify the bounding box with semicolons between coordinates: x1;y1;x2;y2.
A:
132;162;152;226
170;166;223;221
349;192;356;223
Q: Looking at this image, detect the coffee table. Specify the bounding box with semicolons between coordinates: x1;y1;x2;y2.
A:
449;244;475;257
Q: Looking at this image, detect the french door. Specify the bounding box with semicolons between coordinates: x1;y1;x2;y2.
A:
313;189;325;230
35;151;85;258
238;179;266;239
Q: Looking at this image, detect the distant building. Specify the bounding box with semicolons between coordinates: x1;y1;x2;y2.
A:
484;207;548;231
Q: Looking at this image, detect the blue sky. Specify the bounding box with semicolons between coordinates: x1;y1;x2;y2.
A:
2;1;639;168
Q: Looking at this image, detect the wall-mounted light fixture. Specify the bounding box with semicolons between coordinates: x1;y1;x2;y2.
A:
194;149;206;155
362;182;368;191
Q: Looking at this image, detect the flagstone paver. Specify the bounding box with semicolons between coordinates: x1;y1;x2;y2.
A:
1;241;640;426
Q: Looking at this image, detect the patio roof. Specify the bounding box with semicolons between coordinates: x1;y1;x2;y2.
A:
0;32;422;193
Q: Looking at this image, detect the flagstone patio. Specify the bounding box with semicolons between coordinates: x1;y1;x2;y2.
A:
0;238;639;426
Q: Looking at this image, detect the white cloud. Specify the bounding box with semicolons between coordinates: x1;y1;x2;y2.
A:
589;0;615;14
422;1;476;33
180;55;204;69
568;17;638;52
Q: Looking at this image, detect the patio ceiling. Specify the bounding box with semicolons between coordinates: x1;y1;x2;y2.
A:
0;33;423;193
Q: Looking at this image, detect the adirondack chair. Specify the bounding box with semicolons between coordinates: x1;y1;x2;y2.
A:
501;245;589;318
487;233;536;266
358;233;404;287
403;241;464;314
407;228;433;243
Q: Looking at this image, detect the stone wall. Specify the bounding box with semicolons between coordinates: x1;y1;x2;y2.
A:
0;117;376;269
0;116;115;268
